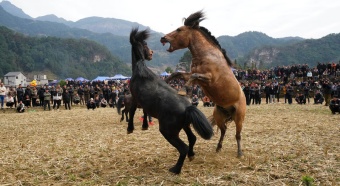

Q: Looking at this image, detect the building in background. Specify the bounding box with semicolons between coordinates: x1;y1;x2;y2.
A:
3;72;27;87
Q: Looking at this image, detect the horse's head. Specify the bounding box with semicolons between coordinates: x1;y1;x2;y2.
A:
130;27;153;62
160;10;205;52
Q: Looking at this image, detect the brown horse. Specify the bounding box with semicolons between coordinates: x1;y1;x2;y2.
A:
160;10;246;157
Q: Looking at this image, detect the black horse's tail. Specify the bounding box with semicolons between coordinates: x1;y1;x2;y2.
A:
185;105;213;140
116;96;124;115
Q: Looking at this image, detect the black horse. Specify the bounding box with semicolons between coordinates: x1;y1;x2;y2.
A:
128;27;213;174
116;94;149;130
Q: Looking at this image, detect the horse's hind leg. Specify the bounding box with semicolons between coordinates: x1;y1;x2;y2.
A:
160;129;188;174
141;111;148;130
213;106;227;152
183;126;197;161
120;109;125;122
234;106;245;157
127;104;137;134
125;110;129;122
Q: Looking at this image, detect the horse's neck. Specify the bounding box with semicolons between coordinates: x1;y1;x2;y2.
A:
188;34;223;64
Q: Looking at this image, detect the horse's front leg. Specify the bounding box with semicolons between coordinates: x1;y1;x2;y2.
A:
127;104;137;134
186;73;211;86
165;72;192;83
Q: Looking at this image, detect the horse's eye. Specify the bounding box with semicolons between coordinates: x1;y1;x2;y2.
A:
176;28;181;32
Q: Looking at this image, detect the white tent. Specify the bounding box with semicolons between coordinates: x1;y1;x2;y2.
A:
160;71;170;76
110;74;129;80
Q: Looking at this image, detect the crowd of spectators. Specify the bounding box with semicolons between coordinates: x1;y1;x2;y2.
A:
166;62;340;112
1;62;340;114
2;80;131;112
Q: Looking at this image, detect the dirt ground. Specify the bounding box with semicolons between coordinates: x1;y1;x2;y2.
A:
0;100;339;185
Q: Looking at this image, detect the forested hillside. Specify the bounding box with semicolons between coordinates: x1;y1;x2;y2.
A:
218;31;304;59
0;5;185;70
240;33;340;69
0;26;130;79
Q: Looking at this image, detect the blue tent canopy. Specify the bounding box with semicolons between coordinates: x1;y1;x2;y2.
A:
48;80;59;86
110;74;129;80
160;71;170;76
92;76;109;81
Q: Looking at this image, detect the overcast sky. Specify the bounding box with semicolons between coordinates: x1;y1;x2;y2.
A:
4;0;340;39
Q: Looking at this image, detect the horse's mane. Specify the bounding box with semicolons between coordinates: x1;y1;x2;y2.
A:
129;27;157;79
130;27;150;62
184;10;233;67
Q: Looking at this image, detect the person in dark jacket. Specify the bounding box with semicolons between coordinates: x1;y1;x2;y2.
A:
329;96;340;114
64;90;71;110
38;86;45;107
16;84;24;103
87;98;96;110
243;83;251;105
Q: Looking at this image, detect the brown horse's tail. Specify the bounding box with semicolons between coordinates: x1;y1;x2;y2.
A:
185;106;213;140
116;96;124;115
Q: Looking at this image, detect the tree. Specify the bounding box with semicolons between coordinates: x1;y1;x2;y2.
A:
165;67;173;73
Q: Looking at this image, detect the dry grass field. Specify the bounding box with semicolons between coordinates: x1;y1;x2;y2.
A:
0;101;339;185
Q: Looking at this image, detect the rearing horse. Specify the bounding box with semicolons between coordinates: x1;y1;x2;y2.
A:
128;27;213;174
161;11;246;157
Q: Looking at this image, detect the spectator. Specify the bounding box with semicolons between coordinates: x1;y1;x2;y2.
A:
77;86;85;105
314;90;324;104
322;80;332;106
63;90;71;110
23;95;31;108
264;83;271;104
243;83;251;105
202;95;212;107
53;87;62;111
38;86;45;107
329;96;340;114
24;85;32;108
84;85;90;102
68;85;74;105
286;84;294;104
191;94;199;106
43;89;51;111
16;84;24;103
31;86;38;107
295;92;306;104
16;100;25;113
100;98;108;108
6;95;15;108
269;84;276;104
7;86;17;108
0;82;6;109
254;84;262;104
87;98;96;110
303;83;311;104
73;93;80;105
94;95;100;108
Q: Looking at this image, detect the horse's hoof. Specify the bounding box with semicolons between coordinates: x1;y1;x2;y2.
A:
237;151;243;158
169;166;181;174
188;155;195;161
127;130;133;134
216;147;222;153
142;127;148;131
